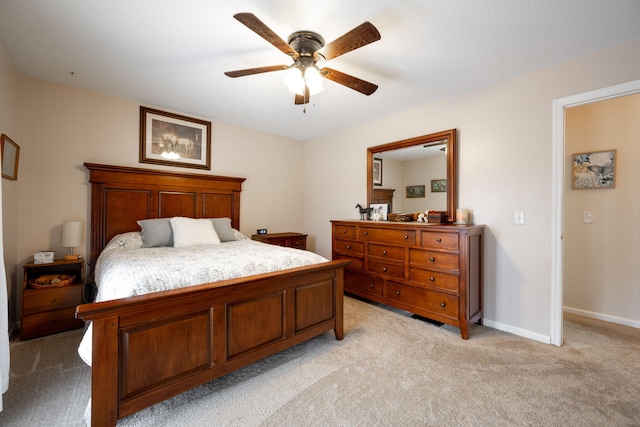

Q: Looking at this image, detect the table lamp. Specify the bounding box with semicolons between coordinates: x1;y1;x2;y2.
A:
62;220;83;260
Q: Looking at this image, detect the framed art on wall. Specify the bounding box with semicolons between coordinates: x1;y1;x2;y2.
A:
1;134;20;181
406;185;425;198
431;179;447;192
373;157;383;186
572;149;616;189
139;106;212;170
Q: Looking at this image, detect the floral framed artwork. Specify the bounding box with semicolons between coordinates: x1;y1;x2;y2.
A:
431;179;447;192
1;134;20;181
406;185;425;198
140;106;212;170
572;149;616;189
373;157;383;186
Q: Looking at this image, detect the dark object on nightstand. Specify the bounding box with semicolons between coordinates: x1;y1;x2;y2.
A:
21;258;85;340
251;232;307;250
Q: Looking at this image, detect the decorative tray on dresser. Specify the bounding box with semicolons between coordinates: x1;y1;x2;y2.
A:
331;220;484;339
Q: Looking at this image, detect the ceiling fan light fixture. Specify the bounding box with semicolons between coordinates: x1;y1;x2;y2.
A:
304;66;324;95
283;64;324;96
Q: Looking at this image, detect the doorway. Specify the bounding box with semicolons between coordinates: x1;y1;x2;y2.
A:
551;79;640;346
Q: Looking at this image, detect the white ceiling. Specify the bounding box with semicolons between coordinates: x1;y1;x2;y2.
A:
1;1;639;142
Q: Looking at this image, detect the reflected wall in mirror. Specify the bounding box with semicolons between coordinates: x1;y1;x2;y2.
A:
367;129;457;222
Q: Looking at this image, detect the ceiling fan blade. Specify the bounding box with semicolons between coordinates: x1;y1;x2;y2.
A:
321;67;378;95
234;13;298;59
294;86;310;105
318;22;381;61
224;65;289;78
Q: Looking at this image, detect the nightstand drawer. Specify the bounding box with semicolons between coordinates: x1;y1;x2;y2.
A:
23;284;82;315
21;307;84;339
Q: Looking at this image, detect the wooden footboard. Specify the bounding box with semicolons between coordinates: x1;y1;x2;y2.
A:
76;260;349;427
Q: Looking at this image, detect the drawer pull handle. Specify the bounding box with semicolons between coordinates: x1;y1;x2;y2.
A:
364;231;368;235
404;235;409;239
50;319;57;324
342;230;346;233
51;299;57;303
430;257;435;262
346;245;351;249
396;291;401;295
436;237;442;242
440;302;446;308
382;250;387;255
430;277;435;282
370;283;374;289
382;267;387;272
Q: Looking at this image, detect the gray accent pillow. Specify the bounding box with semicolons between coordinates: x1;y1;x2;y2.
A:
137;218;173;248
210;217;236;242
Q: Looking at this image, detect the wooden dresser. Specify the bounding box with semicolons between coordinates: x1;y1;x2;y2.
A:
331;220;484;339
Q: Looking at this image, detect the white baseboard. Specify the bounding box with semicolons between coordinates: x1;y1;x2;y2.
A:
563;306;640;329
481;319;552;344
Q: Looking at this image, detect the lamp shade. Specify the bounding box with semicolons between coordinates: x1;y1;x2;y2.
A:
62;221;83;248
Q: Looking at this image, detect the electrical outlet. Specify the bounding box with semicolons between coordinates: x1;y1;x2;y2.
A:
514;211;525;225
582;211;593;224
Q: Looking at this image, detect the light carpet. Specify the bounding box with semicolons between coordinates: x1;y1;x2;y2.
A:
1;296;639;426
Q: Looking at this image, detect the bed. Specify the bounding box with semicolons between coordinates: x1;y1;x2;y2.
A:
75;163;349;426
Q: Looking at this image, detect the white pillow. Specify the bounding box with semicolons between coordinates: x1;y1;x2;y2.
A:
170;217;221;247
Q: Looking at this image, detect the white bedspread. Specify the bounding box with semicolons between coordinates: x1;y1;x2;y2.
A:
77;232;328;365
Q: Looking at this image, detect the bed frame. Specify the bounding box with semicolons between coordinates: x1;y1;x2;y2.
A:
76;163;349;426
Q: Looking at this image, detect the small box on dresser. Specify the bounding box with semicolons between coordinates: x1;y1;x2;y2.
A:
331;220;484;339
21;258;85;340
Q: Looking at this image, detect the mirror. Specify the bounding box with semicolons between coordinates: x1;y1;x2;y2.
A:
367;129;457;222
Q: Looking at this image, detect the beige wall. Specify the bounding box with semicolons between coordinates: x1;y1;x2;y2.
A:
0;39;20;326
3;35;640;341
564;94;640;325
13;77;306;323
305;40;640;342
401;155;447;213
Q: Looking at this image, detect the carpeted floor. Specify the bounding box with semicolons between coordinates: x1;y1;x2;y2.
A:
1;296;639;426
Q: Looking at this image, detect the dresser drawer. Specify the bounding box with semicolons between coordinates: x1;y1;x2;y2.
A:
409;268;459;293
359;227;416;245
386;282;459;321
368;243;404;261
23;285;82;315
409;249;459;271
334;239;364;256
345;270;383;298
339;256;364;271
21;307;84;339
368;260;404;279
334;225;357;239
420;231;459;250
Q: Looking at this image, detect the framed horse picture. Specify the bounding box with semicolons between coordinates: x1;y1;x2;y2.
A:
139;106;212;170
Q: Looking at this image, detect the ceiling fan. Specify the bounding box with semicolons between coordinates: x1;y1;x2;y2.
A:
224;13;381;105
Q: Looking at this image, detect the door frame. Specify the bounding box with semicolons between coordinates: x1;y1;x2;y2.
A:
551;79;640;346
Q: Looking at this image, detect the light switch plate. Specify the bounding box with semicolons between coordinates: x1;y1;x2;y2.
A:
514;211;525;225
582;211;593;223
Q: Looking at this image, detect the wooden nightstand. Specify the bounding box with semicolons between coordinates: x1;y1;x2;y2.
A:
251;232;308;250
21;258;86;340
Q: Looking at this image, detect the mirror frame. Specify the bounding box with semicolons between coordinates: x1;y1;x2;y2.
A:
367;128;457;222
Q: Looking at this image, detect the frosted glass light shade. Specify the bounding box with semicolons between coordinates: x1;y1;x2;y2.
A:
62;221;83;248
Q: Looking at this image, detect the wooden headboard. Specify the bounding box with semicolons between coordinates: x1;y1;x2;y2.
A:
84;163;245;269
